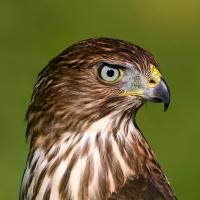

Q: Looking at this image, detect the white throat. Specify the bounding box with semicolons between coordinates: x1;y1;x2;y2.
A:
21;112;140;200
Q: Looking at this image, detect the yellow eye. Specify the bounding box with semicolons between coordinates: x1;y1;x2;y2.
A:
98;64;123;83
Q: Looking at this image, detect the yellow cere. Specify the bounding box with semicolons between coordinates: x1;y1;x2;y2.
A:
148;65;162;88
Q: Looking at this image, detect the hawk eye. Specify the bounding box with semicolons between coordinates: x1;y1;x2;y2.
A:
98;64;123;83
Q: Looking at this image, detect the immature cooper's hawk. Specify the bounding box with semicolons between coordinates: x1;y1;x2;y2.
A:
20;38;177;200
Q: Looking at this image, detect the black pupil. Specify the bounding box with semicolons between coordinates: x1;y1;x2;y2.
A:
107;69;115;77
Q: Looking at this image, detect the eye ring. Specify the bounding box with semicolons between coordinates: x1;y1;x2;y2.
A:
98;64;123;83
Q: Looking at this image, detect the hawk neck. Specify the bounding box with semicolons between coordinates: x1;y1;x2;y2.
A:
21;111;158;200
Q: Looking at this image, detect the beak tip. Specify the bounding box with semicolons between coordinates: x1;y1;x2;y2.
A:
163;82;170;112
164;102;169;112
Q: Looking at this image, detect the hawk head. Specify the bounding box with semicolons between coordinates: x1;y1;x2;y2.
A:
27;38;169;146
22;38;176;200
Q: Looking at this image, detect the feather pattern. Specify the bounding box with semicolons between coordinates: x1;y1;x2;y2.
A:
21;110;176;200
20;38;177;200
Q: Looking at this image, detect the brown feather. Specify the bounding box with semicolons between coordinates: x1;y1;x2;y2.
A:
20;38;177;200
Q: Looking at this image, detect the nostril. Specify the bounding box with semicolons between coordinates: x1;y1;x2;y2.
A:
149;79;156;84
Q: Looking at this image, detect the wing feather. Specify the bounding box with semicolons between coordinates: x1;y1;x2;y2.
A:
109;176;176;200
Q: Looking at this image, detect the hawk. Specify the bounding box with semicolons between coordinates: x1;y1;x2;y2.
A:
20;38;177;200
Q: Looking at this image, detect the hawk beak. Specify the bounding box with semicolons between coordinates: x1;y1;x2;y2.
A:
144;78;170;111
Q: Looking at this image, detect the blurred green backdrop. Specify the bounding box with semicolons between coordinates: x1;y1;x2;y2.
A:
0;0;199;199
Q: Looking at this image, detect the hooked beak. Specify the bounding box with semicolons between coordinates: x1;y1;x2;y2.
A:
144;78;170;111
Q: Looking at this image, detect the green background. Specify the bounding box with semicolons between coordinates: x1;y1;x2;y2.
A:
0;0;199;199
